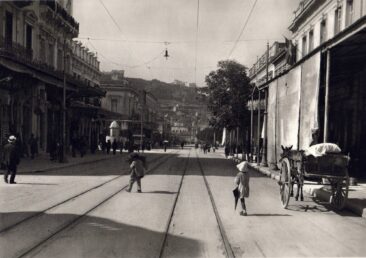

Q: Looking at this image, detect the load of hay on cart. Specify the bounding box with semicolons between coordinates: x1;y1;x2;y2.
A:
279;143;350;210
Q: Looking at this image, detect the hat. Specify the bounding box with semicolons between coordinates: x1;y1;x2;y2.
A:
8;135;16;143
236;161;249;172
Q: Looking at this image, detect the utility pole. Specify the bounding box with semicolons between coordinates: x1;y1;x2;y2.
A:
140;90;146;152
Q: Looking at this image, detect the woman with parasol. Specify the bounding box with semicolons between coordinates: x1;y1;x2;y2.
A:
234;161;250;216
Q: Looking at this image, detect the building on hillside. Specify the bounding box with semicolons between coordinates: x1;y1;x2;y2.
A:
100;71;160;147
0;0;104;158
248;0;366;179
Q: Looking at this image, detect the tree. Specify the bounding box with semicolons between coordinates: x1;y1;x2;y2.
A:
205;60;252;131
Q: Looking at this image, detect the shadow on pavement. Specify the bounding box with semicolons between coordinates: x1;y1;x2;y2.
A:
140;190;177;194
16;153;179;176
246;214;291;217
0;212;202;258
15;183;59;186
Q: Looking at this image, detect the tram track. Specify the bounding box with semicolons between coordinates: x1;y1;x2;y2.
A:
195;150;235;258
0;153;172;234
158;149;235;258
1;152;179;258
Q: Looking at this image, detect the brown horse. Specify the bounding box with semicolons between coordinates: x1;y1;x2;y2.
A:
279;145;304;201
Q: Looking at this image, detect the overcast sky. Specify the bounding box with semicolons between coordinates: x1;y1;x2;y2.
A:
74;0;301;86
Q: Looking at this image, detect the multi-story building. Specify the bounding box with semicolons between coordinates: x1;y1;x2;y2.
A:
249;0;366;178
248;41;287;86
0;0;104;156
100;71;160;145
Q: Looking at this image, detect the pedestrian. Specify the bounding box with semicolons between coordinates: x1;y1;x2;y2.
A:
2;135;21;184
119;141;124;155
224;144;229;158
112;139;117;155
29;134;37;159
126;153;146;193
106;139;111;154
310;128;319;147
235;161;250;216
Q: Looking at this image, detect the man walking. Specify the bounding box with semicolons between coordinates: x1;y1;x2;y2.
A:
3;135;20;184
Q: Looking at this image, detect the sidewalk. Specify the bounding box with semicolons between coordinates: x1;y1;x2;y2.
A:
14;148;174;174
16;151;122;174
215;147;366;218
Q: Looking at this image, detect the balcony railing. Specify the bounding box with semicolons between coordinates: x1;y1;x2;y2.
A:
40;0;79;31
0;36;103;95
0;35;33;63
293;0;313;20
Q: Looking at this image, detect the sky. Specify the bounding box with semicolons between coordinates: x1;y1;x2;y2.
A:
73;0;301;86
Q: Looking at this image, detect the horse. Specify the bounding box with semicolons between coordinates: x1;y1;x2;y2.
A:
279;145;304;201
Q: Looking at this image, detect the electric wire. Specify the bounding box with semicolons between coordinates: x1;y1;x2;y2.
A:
76;36;282;44
228;0;259;58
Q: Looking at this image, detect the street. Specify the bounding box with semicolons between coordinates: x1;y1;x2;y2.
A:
0;148;365;258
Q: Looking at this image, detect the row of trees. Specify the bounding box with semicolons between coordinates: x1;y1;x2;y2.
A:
197;60;253;146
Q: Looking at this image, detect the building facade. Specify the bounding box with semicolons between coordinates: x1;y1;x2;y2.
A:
100;71;160;146
249;0;366;178
0;0;104;157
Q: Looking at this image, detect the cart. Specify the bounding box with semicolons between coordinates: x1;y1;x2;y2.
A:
279;147;350;210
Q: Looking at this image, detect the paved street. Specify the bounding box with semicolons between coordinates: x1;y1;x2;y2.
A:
1;148;366;258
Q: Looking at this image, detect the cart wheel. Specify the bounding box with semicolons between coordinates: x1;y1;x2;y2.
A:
330;173;349;210
280;158;292;209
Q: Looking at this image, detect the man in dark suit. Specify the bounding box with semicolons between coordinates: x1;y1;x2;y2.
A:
3;135;20;184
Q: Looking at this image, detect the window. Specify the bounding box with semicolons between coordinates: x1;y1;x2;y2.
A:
302;35;307;57
5;11;13;47
309;29;314;52
25;24;32;50
320;19;327;44
346;0;354;26
334;6;342;34
48;43;54;67
57;49;63;70
40;38;46;61
111;99;118;112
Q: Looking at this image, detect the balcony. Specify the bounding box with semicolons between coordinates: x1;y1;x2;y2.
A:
0;35;33;64
13;0;33;8
0;36;103;97
40;0;79;34
289;0;326;32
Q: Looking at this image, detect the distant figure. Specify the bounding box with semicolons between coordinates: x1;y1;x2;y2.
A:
112;139;117;155
310;128;319;147
3;135;20;184
235;161;250;216
29;134;37;159
106;140;111;154
224;145;230;158
180;142;184;149
119;141;124;155
126;153;146;193
163;142;167;152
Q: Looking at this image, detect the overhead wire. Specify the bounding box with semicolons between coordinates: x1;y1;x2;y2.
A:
228;0;259;58
76;36;282;44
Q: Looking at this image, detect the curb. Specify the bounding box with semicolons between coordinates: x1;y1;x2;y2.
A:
247;162;366;219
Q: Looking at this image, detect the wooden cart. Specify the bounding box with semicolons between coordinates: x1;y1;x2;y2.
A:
279;149;350;210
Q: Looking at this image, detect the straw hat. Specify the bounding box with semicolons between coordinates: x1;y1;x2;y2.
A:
236;161;249;172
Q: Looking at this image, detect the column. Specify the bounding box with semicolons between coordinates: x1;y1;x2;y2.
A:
261;88;268;167
257;90;261;165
